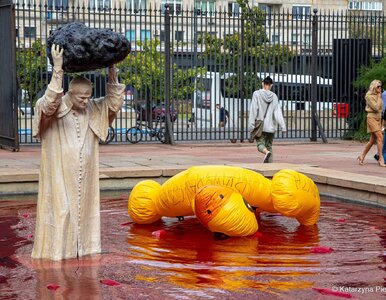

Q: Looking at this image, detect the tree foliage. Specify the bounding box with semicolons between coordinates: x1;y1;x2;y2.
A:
17;39;47;105
347;56;386;141
353;57;386;90
118;39;205;105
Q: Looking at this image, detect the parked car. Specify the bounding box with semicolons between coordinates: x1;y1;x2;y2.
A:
152;103;177;122
136;103;177;122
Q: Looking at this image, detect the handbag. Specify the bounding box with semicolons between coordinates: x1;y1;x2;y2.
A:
250;102;270;140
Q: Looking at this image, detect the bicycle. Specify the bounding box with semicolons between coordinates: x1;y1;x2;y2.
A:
126;118;166;144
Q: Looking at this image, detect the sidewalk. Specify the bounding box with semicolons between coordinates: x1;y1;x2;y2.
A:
0;138;384;175
1;139;386;206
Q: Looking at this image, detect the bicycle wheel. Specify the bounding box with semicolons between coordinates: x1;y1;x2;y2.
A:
126;126;143;144
157;127;166;144
99;126;115;145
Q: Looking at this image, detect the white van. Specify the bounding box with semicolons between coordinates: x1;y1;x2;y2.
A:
193;71;334;127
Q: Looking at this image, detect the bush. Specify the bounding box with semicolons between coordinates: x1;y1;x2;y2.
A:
342;111;370;142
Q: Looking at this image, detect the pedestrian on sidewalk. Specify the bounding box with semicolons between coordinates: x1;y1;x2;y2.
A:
216;103;229;127
357;79;386;167
248;76;286;163
374;88;386;163
31;44;125;260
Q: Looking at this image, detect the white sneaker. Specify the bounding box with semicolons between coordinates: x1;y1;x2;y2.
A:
263;151;271;163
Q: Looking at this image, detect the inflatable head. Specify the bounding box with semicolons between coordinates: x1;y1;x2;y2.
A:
271;169;320;225
194;185;258;236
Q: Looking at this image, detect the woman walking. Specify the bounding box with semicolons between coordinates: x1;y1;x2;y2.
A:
357;79;386;167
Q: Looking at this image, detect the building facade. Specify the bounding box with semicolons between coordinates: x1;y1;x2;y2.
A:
13;0;385;48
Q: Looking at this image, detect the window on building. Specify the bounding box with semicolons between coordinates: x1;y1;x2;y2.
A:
98;0;111;10
126;0;146;13
89;0;111;11
292;5;311;20
194;0;215;15
24;26;36;38
126;30;136;41
303;34;311;46
257;4;272;26
47;0;68;10
292;33;299;45
228;2;240;17
140;29;150;41
161;0;182;15
271;34;280;44
175;30;184;41
160;29;186;41
258;4;272;14
348;1;383;11
15;0;35;5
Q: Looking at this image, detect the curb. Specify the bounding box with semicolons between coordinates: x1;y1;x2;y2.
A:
1;163;386;209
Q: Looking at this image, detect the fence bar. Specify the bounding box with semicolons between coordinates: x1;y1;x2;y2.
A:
163;4;174;145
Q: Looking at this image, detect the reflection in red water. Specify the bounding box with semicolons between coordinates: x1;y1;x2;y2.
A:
0;202;34;270
126;216;319;295
0;196;385;299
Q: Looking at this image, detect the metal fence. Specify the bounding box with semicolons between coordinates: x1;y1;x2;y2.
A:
14;2;385;144
0;0;18;150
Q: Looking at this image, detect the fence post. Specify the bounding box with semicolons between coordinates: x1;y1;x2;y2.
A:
164;4;175;145
310;8;327;143
239;11;245;142
310;9;318;142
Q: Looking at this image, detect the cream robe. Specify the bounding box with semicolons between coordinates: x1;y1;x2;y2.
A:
31;82;124;260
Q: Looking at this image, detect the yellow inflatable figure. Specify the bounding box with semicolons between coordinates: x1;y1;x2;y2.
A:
130;166;272;219
157;165;274;216
128;166;320;236
271;169;320;225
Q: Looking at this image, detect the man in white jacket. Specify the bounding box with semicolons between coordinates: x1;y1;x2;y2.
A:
248;76;286;163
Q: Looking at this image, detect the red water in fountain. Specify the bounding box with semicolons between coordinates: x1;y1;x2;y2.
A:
0;194;385;299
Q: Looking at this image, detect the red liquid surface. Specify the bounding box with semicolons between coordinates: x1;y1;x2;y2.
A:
0;194;385;299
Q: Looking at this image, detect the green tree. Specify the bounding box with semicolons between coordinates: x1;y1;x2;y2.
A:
118;39;205;118
17;39;47;105
353;57;386;90
348;57;386;141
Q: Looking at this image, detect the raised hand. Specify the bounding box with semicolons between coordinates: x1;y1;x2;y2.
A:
51;44;64;70
108;65;118;84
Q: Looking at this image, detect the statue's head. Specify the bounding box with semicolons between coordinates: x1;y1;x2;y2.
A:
68;76;93;110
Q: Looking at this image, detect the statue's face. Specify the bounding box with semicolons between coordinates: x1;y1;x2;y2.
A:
70;85;92;110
